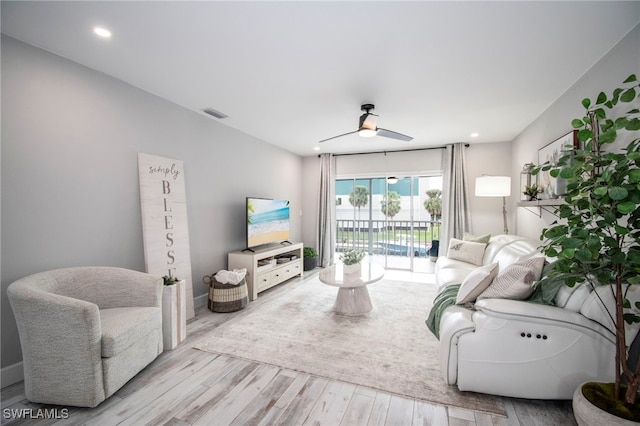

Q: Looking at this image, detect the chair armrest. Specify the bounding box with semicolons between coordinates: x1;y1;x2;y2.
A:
8;283;105;406
439;306;475;385
474;299;615;343
92;267;163;309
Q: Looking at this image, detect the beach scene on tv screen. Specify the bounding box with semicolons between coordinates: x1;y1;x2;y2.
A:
247;198;290;247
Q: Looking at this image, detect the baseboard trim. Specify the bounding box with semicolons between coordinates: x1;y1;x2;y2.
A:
194;293;207;309
1;361;24;388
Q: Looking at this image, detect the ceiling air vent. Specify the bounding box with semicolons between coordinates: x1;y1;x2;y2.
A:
202;107;228;119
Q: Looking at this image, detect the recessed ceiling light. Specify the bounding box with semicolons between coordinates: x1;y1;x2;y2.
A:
470;132;479;138
93;27;112;39
313;146;320;151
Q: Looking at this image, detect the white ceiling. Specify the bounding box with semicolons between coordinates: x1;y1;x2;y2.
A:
2;1;639;157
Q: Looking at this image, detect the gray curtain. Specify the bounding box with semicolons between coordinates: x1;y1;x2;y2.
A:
440;143;471;255
317;153;336;267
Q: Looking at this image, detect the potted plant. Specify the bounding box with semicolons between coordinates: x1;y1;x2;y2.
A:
303;247;318;271
339;249;366;275
534;74;640;423
161;272;187;350
424;189;442;262
523;183;542;201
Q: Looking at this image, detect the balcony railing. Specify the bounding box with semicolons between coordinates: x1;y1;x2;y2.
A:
336;219;441;257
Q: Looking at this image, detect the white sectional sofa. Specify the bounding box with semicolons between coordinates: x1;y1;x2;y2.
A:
431;234;640;400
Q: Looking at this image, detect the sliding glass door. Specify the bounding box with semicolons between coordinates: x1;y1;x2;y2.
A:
335;174;442;272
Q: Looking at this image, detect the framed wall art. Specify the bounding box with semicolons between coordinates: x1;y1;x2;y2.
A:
537;130;578;200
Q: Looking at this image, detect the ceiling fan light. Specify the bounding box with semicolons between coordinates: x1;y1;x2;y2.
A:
358;128;377;138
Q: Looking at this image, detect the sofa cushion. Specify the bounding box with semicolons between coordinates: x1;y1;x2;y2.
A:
447;238;487;266
481;235;541;268
580;285;640;346
555;282;593;311
100;307;161;358
456;263;499;304
477;256;545;300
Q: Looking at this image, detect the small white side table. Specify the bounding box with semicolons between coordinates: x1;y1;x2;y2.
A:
319;262;385;315
162;280;187;350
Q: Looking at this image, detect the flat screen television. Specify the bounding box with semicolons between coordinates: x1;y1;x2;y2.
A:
246;197;290;249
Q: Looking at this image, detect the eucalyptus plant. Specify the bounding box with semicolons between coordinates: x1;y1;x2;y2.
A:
339;249;366;265
534;74;640;413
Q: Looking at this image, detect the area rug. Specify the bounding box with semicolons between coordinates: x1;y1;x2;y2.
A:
193;277;505;416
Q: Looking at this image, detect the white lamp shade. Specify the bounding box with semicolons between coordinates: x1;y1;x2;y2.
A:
475;176;511;197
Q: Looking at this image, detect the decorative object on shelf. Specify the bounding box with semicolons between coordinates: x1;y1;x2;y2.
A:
523;184;542;201
474;175;511;234
303;247;318;271
534;74;640;423
520;163;534;201
537;130;579;200
202;269;249;313
162;275;187;350
339;249;366;274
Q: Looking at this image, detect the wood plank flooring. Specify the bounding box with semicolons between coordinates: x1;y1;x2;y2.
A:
1;272;576;426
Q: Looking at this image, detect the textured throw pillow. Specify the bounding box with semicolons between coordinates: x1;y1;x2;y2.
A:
456;263;499;304
463;232;491;244
447;238;487;266
477;256;546;300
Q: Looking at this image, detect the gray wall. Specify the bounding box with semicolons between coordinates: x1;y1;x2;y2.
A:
1;36;303;370
513;24;640;240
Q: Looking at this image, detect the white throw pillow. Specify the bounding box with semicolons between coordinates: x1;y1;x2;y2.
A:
477;256;546;300
447;238;487;266
463;232;491;244
456;263;499;304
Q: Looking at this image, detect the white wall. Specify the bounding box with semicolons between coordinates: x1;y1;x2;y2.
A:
513;24;640;241
465;142;513;236
1;36;303;371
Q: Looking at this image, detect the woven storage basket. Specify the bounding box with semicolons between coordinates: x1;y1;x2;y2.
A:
206;276;248;313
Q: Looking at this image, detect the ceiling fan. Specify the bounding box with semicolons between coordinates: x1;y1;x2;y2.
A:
319;104;413;143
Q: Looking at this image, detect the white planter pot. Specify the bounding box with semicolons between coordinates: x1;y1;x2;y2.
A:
573;382;638;426
162;280;187;351
343;263;361;275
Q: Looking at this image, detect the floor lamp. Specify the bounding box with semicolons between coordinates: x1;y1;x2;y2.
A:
475;176;511;234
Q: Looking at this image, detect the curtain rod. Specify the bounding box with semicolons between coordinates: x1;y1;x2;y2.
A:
324;144;469;157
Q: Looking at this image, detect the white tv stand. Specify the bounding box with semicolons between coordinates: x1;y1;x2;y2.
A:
228;242;303;301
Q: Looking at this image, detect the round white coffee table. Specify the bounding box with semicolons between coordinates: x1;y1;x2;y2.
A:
319;262;385;315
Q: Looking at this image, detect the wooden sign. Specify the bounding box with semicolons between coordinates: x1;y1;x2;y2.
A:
138;153;194;319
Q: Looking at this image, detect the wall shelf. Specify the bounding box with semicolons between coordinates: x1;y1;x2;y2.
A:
517;199;564;207
517;199;564;217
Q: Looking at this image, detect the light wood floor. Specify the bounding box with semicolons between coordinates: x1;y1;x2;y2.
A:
1;272;576;426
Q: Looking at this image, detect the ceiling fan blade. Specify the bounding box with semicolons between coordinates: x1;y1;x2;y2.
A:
318;130;358;143
376;128;413;142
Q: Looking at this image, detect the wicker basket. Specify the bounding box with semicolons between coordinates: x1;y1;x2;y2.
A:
204;275;248;313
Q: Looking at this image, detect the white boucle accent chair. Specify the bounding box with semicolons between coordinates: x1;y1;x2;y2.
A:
8;267;164;407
